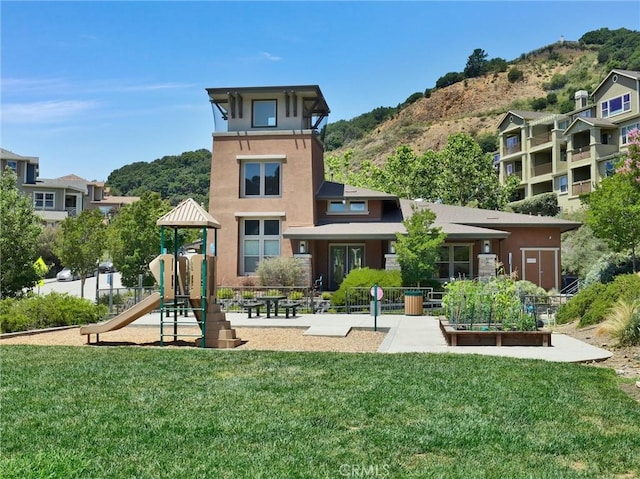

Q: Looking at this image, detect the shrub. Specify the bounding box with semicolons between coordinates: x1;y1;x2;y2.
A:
509;193;559;217
0;292;107;333
531;97;548;111
507;67;524;83
241;291;255;300
596;299;640;346
331;268;401;307
216;287;234;300
580;274;640;326
515;280;547;298
289;291;304;301
542;73;568;91
583;251;635;286
256;256;304;286
556;282;606;325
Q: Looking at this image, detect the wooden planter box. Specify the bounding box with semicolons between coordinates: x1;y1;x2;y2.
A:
439;320;552;347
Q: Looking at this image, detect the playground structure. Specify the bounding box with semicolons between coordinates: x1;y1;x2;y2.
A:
80;198;241;348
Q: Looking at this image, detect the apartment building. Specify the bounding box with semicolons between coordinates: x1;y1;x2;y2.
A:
497;69;640;212
1;148;138;225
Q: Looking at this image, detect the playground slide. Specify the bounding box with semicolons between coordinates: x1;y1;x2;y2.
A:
80;292;161;336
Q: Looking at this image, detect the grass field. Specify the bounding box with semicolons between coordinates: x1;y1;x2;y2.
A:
2;345;640;478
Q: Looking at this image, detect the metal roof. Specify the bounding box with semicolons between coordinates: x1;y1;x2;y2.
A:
156;198;221;229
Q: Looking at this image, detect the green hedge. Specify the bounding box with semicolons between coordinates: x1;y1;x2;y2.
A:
0;292;107;333
331;268;402;307
508;192;559;217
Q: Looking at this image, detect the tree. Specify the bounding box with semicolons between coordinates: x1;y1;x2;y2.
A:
436;133;505;209
0;169;43;298
394;205;445;286
584;129;640;271
464;48;488;78
54;209;106;298
561;210;611;277
107;192;172;287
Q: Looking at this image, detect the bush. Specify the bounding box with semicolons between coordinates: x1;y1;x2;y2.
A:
256;256;304;286
542;73;568;91
583;251;635;286
507;67;524;83
515;280;547;298
557;274;640;326
0;292;107;333
531;97;548;111
596;299;640;346
556;282;606;325
509;193;559;217
331;268;401;307
580;274;640;326
217;287;234;300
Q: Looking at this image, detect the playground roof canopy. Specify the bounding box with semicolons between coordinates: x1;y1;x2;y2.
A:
156;198;221;229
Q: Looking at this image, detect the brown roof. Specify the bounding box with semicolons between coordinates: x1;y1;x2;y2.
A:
156;198;221;229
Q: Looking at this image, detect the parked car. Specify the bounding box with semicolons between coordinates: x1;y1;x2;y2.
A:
98;260;115;273
56;268;80;282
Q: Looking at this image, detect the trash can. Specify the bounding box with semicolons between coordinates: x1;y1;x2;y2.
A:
404;290;423;316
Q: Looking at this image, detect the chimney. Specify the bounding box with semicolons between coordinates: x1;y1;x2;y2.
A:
575;90;588;109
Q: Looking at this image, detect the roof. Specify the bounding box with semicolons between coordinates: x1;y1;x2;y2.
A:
316;181;398;200
206;84;330;117
592;69;640;96
497;110;548;130
563;116;617;135
0;148;39;164
403;200;580;233
285;185;580;240
156;198;221;229
21;178;87;193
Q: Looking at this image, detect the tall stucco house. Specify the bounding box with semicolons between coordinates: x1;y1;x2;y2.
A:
206;85;579;291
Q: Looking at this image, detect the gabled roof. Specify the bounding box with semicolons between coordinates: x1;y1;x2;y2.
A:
563;116;617;135
156;198;221;229
22;177;88;193
497;110;547;130
0;148;39;164
592;69;640;97
316;181;398;200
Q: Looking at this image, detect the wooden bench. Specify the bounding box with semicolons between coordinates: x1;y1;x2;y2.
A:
279;301;300;318
242;301;265;318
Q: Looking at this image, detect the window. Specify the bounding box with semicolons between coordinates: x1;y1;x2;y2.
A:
252;100;277;127
34;192;54;209
557;175;568;193
436;244;472;280
241;218;280;274
327;200;368;214
601;93;631;118
7;161;17;172
622;123;640;145
242;162;281;197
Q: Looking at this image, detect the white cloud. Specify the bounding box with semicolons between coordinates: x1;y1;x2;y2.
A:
261;51;283;62
2;100;100;124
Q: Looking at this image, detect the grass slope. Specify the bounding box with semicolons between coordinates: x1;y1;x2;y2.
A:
2;346;640;478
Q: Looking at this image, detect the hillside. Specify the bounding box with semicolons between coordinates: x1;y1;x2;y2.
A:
328;45;604;167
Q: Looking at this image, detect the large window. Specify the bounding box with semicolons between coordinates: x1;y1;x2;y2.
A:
557;175;568;193
601;93;631;118
252;100;277;127
34;192;54;209
622;123;640;145
436;244;472;280
241;218;280;274
242;162;281;197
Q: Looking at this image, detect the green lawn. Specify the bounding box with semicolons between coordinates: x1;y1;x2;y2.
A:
2;345;639;479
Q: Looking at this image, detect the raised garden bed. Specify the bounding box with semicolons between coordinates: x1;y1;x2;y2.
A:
439;320;552;347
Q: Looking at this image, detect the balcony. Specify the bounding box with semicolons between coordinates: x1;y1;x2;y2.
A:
595;143;619;159
529;132;552;148
505;144;522;155
65;207;78;217
531;162;552;177
571;147;591;162
571;180;592;196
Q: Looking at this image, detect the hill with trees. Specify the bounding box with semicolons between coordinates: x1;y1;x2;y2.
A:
103;28;639;207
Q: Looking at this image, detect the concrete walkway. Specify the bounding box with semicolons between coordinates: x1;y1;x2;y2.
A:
133;311;613;363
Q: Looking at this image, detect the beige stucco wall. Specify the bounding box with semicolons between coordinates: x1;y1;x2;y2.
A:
209;131;323;285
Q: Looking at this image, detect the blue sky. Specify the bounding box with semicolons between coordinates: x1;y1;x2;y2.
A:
2;1;639;181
